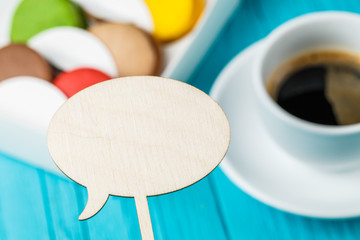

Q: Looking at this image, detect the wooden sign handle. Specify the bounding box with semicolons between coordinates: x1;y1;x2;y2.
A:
135;195;154;240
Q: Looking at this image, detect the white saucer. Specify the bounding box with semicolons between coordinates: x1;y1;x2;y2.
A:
210;41;360;219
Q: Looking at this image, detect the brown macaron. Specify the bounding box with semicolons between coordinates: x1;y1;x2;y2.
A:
89;22;161;76
0;44;52;82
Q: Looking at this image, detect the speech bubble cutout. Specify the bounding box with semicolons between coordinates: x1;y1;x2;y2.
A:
47;76;230;239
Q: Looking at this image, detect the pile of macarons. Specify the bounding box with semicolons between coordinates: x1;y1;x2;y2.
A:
0;0;204;99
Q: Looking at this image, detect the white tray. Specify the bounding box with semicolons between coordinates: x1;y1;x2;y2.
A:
0;0;240;176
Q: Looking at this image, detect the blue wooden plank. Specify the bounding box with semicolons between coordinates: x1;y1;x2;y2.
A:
40;171;88;239
148;174;228;240
38;170;143;239
209;168;360;240
0;153;50;239
189;0;360;239
83;193;142;239
67;172;227;239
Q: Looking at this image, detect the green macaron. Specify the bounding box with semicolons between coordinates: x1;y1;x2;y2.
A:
11;0;86;43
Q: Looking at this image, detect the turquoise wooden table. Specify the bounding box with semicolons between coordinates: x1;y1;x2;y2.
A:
2;0;360;239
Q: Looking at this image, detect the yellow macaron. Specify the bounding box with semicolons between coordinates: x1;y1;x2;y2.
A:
73;0;205;42
145;0;204;42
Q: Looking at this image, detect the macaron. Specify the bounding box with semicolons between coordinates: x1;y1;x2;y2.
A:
0;44;52;82
72;0;153;31
89;22;161;76
28;26;118;77
11;0;86;43
145;0;205;41
192;0;205;28
53;68;111;97
73;0;204;42
0;76;67;131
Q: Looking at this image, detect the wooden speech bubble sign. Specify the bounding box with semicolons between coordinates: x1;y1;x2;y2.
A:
47;76;230;239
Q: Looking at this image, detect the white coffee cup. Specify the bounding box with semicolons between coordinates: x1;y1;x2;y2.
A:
253;11;360;171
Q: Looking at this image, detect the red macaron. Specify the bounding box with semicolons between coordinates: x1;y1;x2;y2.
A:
53;68;111;97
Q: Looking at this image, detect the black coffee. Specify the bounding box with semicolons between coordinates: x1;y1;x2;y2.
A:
267;51;360;126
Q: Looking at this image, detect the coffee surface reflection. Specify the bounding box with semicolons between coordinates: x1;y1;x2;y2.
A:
267;50;360;125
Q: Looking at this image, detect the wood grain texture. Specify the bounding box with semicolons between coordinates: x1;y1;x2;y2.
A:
39;171;88;239
135;196;154;240
47;76;230;239
0;152;225;239
0;153;50;239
